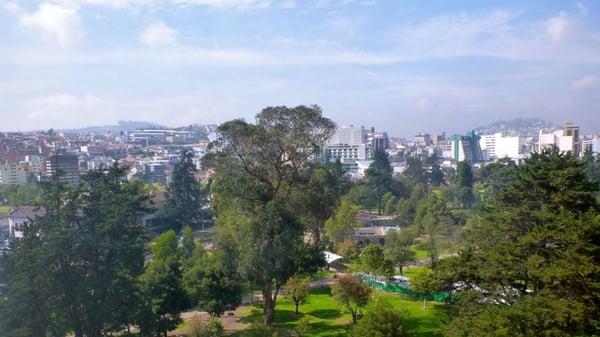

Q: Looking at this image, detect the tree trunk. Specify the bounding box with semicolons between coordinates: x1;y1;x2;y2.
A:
263;284;275;326
295;302;299;314
351;311;358;324
399;264;403;276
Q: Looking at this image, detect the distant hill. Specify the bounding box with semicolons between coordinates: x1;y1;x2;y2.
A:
473;118;562;137
62;120;169;134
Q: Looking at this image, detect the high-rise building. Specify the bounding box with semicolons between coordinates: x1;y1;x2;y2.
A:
450;131;482;163
370;132;389;151
46;154;81;187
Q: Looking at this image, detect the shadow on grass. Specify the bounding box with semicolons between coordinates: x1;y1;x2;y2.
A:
307;309;342;320
239;306;303;325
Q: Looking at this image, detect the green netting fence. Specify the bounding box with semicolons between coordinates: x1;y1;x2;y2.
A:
361;275;455;303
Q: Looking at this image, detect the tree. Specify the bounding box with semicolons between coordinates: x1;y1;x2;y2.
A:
443;149;600;336
331;275;372;324
210;105;336;326
285;275;311;315
360;244;386;275
410;268;441;309
183;252;242;317
384;228;416;275
1;166;150;337
167;149;208;232
404;156;427;184
427;152;445;186
455;161;473;188
383;193;397;215
324;200;360;243
335;237;361;260
138;231;187;337
181;225;196;262
353;299;408;337
414;194;454;265
365;149;397;214
188;316;225;337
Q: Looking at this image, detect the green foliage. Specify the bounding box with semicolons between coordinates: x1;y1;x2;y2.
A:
285;275;311;314
138;230;187;337
454;162;473;188
360;244;386;275
384;228;417;275
414;194;454;265
443;149;600;337
404;156;427;185
0;165;150;337
0;183;42;206
324;200;360;243
353;299;408;337
426;153;445;187
335;237;361;260
166;149;209;232
331;275;372;324
211;105;336;326
183;251;242;316
365;149;397;214
188;316;226;337
182;225;196;262
410;268;441;295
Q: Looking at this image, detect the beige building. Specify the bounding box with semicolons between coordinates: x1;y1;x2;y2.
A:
0;162;27;185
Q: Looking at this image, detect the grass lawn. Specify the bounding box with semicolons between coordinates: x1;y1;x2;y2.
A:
236;286;450;337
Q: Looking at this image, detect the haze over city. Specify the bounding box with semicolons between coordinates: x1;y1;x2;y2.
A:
1;0;599;134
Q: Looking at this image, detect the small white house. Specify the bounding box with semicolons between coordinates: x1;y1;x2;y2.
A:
8;206;45;240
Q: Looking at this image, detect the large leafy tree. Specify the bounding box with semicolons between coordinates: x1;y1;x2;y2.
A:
210;105;335;326
138;230;187;337
324;200;360;243
443;149;600;336
384;228;416;276
183;251;242;317
167;149;208;232
331;275;372;324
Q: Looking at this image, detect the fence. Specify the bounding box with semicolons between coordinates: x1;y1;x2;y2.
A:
361;275;454;303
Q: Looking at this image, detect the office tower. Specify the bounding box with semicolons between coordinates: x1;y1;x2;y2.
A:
46;154;81;187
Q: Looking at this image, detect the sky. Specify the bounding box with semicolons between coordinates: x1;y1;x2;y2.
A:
0;0;599;136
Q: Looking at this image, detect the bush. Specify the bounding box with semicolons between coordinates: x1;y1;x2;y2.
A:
188;315;225;337
353;299;408;337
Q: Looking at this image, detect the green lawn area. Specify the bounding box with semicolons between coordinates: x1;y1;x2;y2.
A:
237;286;450;337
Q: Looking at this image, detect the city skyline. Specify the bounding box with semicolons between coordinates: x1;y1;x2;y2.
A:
1;1;599;134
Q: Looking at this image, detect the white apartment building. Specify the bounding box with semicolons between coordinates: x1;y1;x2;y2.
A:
324;144;368;161
479;132;525;160
0;162;27;185
539;128;578;154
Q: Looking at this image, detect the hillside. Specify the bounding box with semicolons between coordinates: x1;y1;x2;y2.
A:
473;118;561;137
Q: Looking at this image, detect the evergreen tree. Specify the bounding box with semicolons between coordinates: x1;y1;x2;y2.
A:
168;149;208;232
443;149;600;336
365;149;396;214
427;152;445;186
384;228;417;275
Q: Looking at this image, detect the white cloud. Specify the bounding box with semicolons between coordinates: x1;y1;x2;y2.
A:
573;75;599;90
23;93;115;128
140;21;178;46
19;2;82;47
546;12;569;42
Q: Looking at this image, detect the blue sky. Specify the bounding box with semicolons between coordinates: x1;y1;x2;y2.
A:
1;0;599;135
